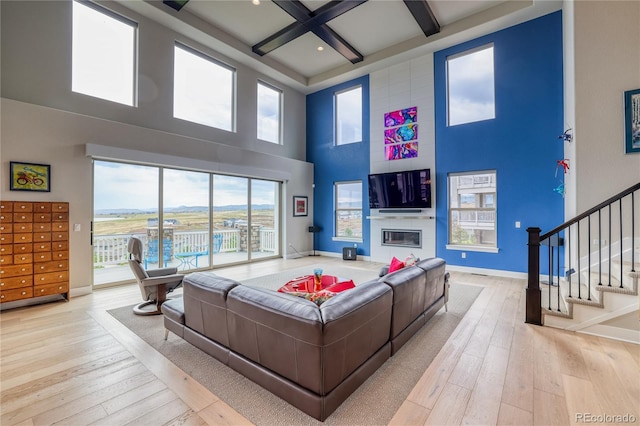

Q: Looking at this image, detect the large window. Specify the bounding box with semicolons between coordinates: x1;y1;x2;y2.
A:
447;44;495;126
448;171;497;250
335;181;362;239
335;86;362;145
72;0;137;106
173;43;235;131
257;81;282;144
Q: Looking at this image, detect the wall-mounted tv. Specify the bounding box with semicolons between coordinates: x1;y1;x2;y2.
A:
368;169;432;209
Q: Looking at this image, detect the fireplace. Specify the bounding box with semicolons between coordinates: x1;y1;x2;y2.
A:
381;229;422;248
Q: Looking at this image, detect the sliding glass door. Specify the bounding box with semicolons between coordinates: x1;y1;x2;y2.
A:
93;160;281;286
163;169;210;271
93;161;159;286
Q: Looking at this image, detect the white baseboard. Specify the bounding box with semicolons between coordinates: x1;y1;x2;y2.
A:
446;264;527;279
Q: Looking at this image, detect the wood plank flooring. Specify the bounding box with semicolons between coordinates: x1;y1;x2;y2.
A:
1;257;638;425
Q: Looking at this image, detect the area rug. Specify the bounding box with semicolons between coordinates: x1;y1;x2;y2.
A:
107;269;482;426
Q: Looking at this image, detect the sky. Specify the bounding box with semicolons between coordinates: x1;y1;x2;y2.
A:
94;161;277;210
447;45;495;126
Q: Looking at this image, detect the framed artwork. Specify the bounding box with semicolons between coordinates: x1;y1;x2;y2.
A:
293;196;308;217
624;88;640;154
10;162;51;192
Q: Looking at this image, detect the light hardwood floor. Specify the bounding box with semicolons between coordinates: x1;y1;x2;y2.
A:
1;257;638;425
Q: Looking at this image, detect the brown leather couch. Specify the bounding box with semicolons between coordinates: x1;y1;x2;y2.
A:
161;257;449;421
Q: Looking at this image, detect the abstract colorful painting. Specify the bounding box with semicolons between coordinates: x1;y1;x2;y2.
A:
385;142;418;161
384;106;417;128
384;124;418;144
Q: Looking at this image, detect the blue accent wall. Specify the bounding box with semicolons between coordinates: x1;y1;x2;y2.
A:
306;75;371;256
434;11;564;272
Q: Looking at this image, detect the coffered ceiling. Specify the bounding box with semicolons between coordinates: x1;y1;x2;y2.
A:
117;0;562;93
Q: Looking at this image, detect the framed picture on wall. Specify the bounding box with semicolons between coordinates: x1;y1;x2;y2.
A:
293;196;308;217
624;88;640;154
10;162;51;192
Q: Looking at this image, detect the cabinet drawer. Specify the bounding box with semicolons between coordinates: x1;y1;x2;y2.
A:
14;243;33;254
0;234;13;244
33;213;51;223
33;252;52;262
0;223;12;233
34;282;69;297
52;213;69;222
14;233;33;243
13;202;33;212
51;232;68;241
13;213;33;223
0;244;13;255
33;223;51;232
0;287;33;303
52;250;69;260
33;202;51;212
0;264;33;277
13;223;33;233
34;260;68;273
33;232;51;242
51;241;68;252
0;201;13;212
33;242;51;252
51;222;69;232
14;253;33;264
34;271;68;285
1;275;32;289
52;203;69;212
0;255;13;266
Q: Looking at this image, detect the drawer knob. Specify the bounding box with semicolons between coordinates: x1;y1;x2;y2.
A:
0;283;4;286
40;289;45;293
40;266;44;270
21;215;26;219
21;257;26;260
21;291;26;295
1;295;4;299
40;245;45;249
41;277;45;281
41;236;45;239
20;206;26;209
21;268;26;272
40;256;45;259
58;286;62;289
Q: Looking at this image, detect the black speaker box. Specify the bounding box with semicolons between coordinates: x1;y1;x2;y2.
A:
342;247;357;261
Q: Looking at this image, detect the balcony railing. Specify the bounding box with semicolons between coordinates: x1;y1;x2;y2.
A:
93;229;276;267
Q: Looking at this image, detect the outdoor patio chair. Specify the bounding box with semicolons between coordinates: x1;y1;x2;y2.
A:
127;236;183;316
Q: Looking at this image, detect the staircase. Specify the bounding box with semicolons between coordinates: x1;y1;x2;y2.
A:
525;183;640;343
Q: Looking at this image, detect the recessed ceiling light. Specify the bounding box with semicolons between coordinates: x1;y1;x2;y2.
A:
317;46;324;51
252;0;260;5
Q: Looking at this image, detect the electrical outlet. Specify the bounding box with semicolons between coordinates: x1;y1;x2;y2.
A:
461;252;466;259
353;243;357;248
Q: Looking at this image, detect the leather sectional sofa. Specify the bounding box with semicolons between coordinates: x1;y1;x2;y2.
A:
161;258;449;421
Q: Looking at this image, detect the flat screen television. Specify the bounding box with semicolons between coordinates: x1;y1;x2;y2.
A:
368;169;432;209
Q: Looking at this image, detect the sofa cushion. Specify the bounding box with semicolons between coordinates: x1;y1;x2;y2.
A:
183;272;240;347
381;265;427;339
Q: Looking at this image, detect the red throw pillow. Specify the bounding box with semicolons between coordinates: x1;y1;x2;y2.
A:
389;256;405;273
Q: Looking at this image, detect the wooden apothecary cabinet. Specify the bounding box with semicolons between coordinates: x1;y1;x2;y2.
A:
0;201;69;304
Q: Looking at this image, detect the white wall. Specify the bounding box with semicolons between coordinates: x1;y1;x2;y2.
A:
572;0;640;210
368;56;437;262
0;1;313;294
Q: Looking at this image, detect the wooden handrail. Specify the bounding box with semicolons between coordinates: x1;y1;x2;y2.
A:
541;182;640;240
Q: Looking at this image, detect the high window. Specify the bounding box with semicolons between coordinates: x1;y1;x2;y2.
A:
447;44;495;126
173;43;235;131
335;181;362;239
335;86;362;145
257;81;282;144
448;171;497;251
72;0;137;106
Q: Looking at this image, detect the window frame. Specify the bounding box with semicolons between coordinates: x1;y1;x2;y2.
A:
446;43;495;127
257;80;283;144
333;180;363;242
446;170;498;253
173;42;237;132
71;0;138;106
334;85;363;146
